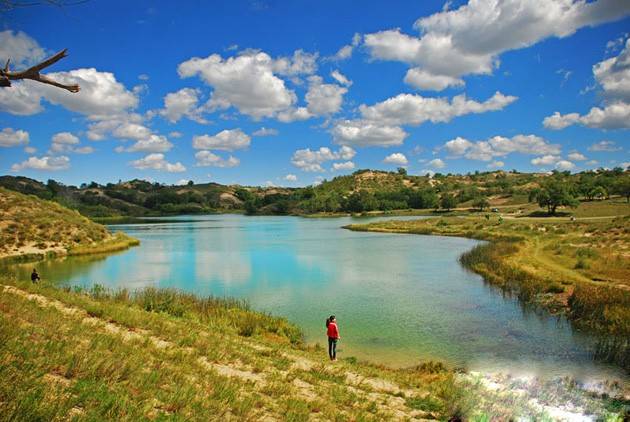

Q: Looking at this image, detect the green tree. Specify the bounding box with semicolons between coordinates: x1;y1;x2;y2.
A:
244;199;259;215
440;194;457;211
397;167;407;176
408;188;438;209
589;186;607;200
323;195;341;212
612;175;630;203
472;196;490;211
274;200;290;214
536;180;580;215
345;190;377;213
577;175;596;200
234;188;254;202
300;186;315;200
46;179;62;197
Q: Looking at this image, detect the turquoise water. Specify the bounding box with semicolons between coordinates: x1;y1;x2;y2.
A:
14;214;625;379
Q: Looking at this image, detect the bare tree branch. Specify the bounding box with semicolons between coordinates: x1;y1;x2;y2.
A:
0;48;80;93
1;0;88;12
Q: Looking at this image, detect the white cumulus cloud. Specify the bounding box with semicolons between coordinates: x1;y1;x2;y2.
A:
588;140;622;151
427;158;446;169
332;33;362;61
130;153;186;172
11;155;70;171
252;127;279;137
544;38;630;129
0;30;45;68
594;38;630;101
364;0;630;91
0;68;139;118
291;146;356;172
0;128;29;147
383;153;409;166
556;160;576;171
331;120;408;147
122;134;173;153
192;129;251;151
305;75;348;116
359;91;517;127
159;88;208;124
544;102;630;130
332;161;355;171
50;132;79;153
567;152;587;161
178;51;298;120
194;150;240;167
404;68;464;91
443;134;561;161
331;70;352;86
487;160;505;168
531;155;561;166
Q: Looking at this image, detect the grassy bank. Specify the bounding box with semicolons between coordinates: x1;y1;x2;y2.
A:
1;276;626;420
346;216;630;370
0;187;139;264
0;278;481;420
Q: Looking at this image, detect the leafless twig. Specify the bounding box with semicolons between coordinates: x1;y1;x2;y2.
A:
0;49;80;92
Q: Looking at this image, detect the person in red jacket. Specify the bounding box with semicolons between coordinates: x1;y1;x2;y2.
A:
326;315;340;361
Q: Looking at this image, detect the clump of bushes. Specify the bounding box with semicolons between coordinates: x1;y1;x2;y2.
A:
575;247;599;260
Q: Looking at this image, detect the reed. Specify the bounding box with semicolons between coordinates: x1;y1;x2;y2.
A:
348;216;630;370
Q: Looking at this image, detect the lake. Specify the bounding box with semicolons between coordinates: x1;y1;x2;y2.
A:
13;214;625;380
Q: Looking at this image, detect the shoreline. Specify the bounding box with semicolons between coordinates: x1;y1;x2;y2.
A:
0;232;140;265
344;216;630;372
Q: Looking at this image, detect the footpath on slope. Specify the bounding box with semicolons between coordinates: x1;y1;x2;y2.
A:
0;283;440;421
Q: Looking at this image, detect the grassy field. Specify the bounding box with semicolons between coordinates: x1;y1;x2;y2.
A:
346;209;630;370
0;187;138;263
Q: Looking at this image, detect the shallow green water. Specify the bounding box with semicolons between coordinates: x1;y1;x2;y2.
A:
14;215;625;379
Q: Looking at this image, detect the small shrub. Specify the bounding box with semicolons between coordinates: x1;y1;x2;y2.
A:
575;247;599;260
406;395;443;412
414;361;447;374
545;283;565;294
238;314;258;337
575;258;590;269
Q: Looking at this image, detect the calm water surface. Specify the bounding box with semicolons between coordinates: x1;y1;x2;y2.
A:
15;215;625;379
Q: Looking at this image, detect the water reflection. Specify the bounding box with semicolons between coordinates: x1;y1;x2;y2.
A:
9;214;626;380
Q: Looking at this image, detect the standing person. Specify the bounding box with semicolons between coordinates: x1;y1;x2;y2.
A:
326;315;340;361
30;269;41;283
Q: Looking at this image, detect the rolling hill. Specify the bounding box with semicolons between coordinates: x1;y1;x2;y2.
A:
0;167;628;219
0;187;138;262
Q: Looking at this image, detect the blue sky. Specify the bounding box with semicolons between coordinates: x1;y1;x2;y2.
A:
0;0;629;187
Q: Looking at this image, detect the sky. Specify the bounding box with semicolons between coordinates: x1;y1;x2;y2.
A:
0;0;629;187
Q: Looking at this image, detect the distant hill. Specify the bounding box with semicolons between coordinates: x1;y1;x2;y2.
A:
0;187;137;261
0;167;628;218
0;175;302;217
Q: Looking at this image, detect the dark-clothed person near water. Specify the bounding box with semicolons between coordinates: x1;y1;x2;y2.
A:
326;315;340;361
31;269;40;283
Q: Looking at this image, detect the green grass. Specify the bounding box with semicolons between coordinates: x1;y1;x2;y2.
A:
0;276;480;421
